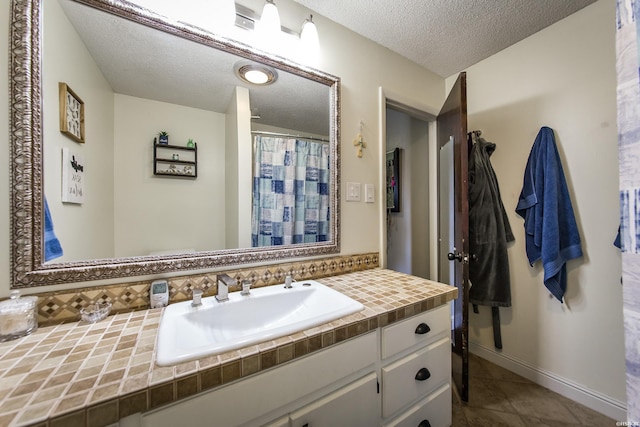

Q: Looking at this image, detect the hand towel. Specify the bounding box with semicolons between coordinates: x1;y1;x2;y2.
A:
44;197;63;262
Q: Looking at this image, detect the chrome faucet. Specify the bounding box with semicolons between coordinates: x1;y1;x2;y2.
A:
216;274;235;302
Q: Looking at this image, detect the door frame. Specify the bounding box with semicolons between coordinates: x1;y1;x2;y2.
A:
377;87;439;279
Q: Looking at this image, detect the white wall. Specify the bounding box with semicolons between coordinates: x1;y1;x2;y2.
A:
224;86;252;249
308;3;445;256
449;0;626;416
386;108;430;278
113;94;227;256
42;0;115;262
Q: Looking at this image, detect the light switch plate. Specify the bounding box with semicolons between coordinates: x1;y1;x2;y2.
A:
365;184;375;203
346;182;361;201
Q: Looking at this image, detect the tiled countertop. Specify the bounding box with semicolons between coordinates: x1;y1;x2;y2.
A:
0;269;457;427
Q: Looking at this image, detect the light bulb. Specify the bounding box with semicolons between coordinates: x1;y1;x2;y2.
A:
258;0;281;37
244;70;269;84
300;15;320;64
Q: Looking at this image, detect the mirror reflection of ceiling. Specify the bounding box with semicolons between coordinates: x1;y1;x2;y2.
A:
58;0;330;136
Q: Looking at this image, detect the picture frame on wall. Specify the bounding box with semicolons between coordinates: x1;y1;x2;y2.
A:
61;147;85;204
386;147;401;212
59;82;85;143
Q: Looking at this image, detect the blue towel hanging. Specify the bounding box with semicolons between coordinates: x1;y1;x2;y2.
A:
515;127;583;302
44;196;63;261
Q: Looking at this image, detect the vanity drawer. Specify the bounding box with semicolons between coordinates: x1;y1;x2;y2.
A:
381;336;450;418
381;304;449;359
383;383;451;427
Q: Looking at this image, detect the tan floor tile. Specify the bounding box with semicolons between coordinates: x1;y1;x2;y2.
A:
496;381;577;423
558;397;617;426
466;377;518;413
462;407;527;426
454;355;616;427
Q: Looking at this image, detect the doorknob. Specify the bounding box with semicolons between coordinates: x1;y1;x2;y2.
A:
448;251;475;264
447;251;463;262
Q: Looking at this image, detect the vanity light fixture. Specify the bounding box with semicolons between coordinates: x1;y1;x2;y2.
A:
258;0;281;36
234;61;278;85
300;15;319;51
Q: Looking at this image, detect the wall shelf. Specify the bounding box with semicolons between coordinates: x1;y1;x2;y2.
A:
153;143;197;178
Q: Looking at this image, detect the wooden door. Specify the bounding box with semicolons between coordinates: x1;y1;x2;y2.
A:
437;72;469;402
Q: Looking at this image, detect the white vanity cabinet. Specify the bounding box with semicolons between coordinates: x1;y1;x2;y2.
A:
126;304;452;427
140;332;378;427
288;372;379;427
380;304;452;427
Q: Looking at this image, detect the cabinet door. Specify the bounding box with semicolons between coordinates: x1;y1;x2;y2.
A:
381;336;450;418
381;305;449;359
383;383;451;427
289;373;379;427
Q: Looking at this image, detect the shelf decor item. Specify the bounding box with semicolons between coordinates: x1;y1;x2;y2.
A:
187;138;195;148
58;82;85;143
153;141;197;178
158;131;169;144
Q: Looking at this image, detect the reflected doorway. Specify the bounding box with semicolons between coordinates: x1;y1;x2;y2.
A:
385;107;431;278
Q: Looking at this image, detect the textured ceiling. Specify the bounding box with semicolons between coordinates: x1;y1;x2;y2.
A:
57;0;598;134
293;0;597;77
58;0;331;136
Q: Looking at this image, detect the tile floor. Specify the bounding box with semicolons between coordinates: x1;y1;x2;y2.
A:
452;354;618;426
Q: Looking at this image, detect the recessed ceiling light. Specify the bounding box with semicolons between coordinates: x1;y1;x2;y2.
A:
234;61;278;85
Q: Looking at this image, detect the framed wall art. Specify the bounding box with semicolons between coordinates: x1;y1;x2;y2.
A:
386;147;401;212
61;147;85;204
59;82;85;143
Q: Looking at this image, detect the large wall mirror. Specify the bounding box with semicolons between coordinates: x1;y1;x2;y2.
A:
10;0;341;288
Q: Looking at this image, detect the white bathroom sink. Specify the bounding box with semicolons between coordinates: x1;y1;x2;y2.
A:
156;280;364;366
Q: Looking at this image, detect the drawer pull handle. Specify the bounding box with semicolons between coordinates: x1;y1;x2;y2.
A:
418;420;431;427
415;367;431;381
414;322;431;335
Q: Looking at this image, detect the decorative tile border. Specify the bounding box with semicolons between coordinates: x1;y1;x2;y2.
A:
33;252;379;326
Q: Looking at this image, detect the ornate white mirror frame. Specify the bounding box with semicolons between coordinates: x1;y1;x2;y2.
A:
10;0;341;288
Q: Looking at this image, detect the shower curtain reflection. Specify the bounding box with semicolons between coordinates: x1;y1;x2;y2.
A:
251;136;330;246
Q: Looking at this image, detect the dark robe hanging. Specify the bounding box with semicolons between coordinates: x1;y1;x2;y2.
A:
468;132;514;348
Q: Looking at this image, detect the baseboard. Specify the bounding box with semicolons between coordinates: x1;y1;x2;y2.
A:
469;342;627;421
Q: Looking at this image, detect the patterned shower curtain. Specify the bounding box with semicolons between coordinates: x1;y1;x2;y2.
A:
251;136;330;246
617;0;640;421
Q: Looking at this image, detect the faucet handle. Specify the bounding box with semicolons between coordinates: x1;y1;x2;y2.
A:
241;280;251;296
284;275;293;289
191;288;203;307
